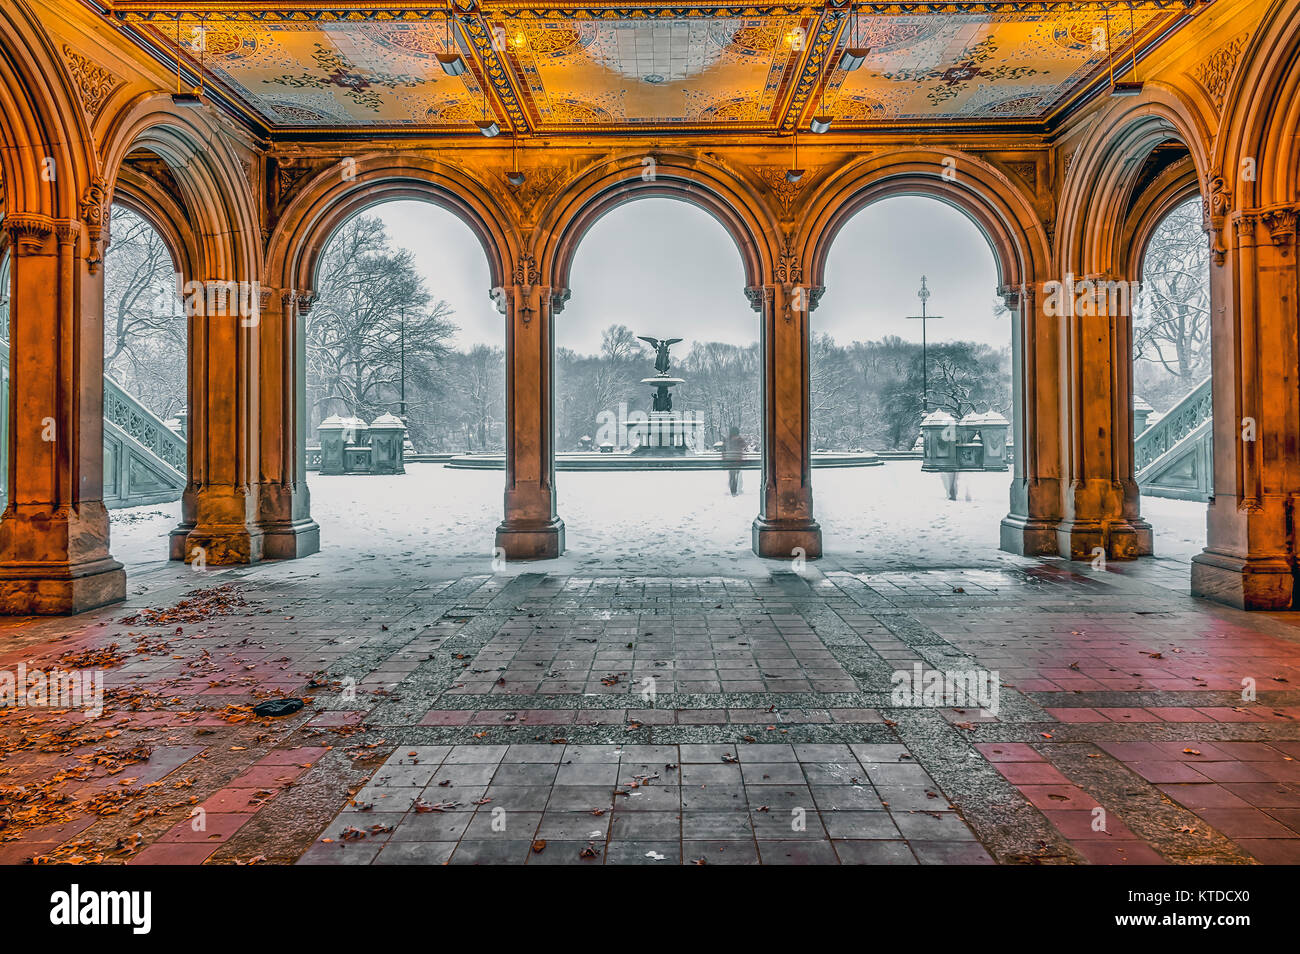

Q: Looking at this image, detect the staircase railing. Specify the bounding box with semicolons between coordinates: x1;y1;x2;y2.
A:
102;373;187;477
0;339;186;506
1134;377;1213;474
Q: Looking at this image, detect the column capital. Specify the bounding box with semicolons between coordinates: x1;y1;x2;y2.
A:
2;213;57;253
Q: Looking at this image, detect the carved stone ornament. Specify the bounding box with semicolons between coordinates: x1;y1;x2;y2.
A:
3;213;55;253
79;175;108;273
1261;205;1298;252
775;241;802;285
61;45;120;119
1205;171;1232;264
512;252;540;289
1192;34;1247;111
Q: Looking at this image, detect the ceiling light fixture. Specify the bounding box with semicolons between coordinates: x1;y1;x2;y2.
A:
810;56;834;133
838;4;870;72
507;137;525;185
475;82;499;137
1106;8;1144;97
786;131;804;182
438;12;467;75
170;16;206;106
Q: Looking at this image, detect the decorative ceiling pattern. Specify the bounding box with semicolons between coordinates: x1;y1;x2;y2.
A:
113;3;1196;135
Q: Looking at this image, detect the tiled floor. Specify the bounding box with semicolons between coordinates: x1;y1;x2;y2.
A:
2;544;1299;864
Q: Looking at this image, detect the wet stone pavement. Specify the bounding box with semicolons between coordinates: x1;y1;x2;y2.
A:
2;554;1300;865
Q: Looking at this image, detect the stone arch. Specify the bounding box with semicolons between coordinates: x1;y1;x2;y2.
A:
0;0;97;220
1051;87;1212;563
1056;88;1210;278
100;95;260;285
265;154;513;297
1213;0;1300;212
537;152;775;302
1124;156;1201;285
798;149;1049;298
796;148;1055;557
110;166;195;282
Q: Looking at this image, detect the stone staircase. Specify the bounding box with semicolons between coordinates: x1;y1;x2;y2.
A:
1134;377;1213;502
0;340;187;509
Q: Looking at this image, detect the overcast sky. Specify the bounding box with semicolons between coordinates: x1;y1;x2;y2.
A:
372;195;1008;354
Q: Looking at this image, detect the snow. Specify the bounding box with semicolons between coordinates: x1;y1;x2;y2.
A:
107;461;1209;578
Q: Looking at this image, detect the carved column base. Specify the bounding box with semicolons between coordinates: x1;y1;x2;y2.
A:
1130;517;1155;557
1192;550;1295;610
258;484;320;559
170;524;265;565
0;558;125;615
752;517;822;560
1056;519;1140;561
999;515;1060;556
0;503;126;614
496;519;565;560
261;520;321;560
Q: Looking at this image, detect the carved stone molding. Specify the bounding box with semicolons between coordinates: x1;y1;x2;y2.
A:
2;213;56;253
1231;211;1259;243
775;239;802;285
1260;205;1298;252
79;175;108;273
754;165;817;215
61;45;121;119
1191;33;1248;111
1205;171;1232;264
1006;160;1037;191
510;164;565;222
281;289;315;313
744;285;766;313
512;252;540;288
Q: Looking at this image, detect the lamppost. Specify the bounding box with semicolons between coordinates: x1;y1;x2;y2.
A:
399;305;406;419
906;276;944;413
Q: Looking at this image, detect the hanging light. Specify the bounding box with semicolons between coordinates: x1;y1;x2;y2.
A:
475;83;500;137
438;12;467;75
506;137;525;185
810;64;833;133
171;16;206;105
786;131;804;182
838;5;869;72
1107;9;1144;97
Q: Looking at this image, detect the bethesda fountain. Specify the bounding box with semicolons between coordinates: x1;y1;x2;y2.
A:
621;335;705;455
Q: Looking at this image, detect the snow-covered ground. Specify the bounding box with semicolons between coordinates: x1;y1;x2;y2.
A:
108;461;1208;577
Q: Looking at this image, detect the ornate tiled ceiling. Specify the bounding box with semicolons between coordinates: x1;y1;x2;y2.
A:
111;3;1195;135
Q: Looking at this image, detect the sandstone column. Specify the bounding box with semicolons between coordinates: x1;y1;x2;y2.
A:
255;289;319;558
0;215;125;613
496;266;564;559
169;279;263;564
1000;281;1065;556
752;281;822;559
1053;273;1142;561
1192;205;1299;609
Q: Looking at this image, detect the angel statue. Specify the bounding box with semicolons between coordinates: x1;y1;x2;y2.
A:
637;335;682;376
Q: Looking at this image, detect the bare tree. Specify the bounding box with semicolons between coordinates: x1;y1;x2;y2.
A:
101;205;187;418
306;214;457;428
1134;197;1211;385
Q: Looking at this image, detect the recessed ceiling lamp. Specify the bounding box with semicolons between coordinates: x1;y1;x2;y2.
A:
1106;8;1144;97
438;13;468;75
170;16;206;106
838;4;870;72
